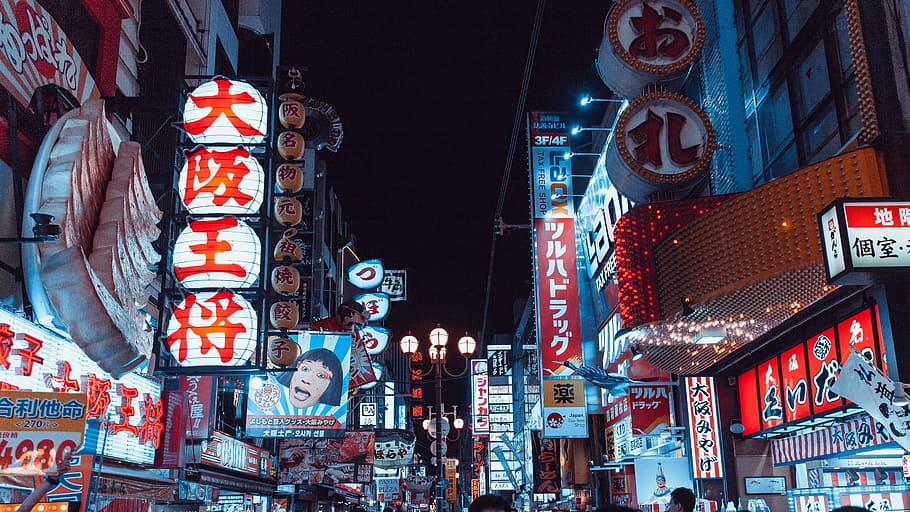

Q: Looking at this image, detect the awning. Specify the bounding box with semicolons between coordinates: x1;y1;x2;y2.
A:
197;468;276;495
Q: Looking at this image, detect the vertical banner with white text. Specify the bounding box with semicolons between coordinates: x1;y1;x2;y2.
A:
527;112;587;438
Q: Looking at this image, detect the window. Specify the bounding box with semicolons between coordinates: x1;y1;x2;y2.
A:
736;0;861;183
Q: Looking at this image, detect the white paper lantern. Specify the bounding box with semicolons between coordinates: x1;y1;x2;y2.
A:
182;79;268;145
346;259;385;289
173;217;261;289
166;291;258;366
178;146;265;215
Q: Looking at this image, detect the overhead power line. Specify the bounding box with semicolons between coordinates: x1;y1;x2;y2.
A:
480;0;546;346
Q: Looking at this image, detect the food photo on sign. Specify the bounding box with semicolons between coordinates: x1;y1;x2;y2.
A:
277;432;374;485
245;332;352;438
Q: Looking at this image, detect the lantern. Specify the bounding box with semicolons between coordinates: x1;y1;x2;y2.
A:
273;197;303;226
270;265;300;294
268;336;300;366
274;229;304;262
173;217;261;289
166;290;258;366
276;131;304;160
278;93;306;129
182;79;268;145
275;163;304;193
178;146;265;215
346;259;385;289
270;301;299;329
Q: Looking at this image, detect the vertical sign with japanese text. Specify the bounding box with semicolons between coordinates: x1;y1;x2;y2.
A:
528;111;588;438
180;376;215;440
471;360;489;436
683;377;723;479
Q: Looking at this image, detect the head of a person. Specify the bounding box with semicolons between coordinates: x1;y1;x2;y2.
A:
656;475;667;487
668;488;696;512
277;348;344;408
469;494;511;512
336;300;368;328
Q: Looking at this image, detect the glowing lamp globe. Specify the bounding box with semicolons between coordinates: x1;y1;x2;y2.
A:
178;146;265;215
457;335;476;355
400;334;419;355
166;290;258;366
429;327;448;347
173;217;261;289
182;79;267;145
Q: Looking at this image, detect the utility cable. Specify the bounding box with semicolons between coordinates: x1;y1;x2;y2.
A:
480;0;546;346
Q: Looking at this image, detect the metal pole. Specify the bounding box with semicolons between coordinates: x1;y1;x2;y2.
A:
436;359;444;512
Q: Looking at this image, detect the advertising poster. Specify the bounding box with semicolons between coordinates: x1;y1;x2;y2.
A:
246;332;352;438
278;432;374;485
634;457;692;506
542;378;588;438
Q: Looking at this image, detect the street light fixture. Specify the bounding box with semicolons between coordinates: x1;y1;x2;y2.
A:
570;125;614;135
400;327;475;512
579;95;626;107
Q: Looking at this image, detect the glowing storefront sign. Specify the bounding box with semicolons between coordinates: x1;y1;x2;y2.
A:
165;291;258;367
358;325;391;355
471;360;489;436
347;259;385;289
354;292;391;321
173;217;261;289
683;376;723;479
182;79;268;145
0;309;162;465
178;146;265;215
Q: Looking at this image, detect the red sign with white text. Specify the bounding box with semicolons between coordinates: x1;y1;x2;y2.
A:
738;307;889;435
629;385;671;434
757;356;784;430
837;309;876;366
737;369;760;436
181;376;215;440
779;343;811;423
806;327;843;414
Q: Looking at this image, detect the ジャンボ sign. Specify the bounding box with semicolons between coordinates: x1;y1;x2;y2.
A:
683;376;723;479
819;198;910;284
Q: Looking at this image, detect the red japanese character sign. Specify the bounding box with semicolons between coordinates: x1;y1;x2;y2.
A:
358;325;391;355
353;292;390;321
0;391;86;475
346;259;385;289
608;91;715;204
182;79;268;145
178;146;265;214
173;217;261;289
166;291;258;367
597;0;705;98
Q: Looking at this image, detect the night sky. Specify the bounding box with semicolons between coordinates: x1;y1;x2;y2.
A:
279;2;611;352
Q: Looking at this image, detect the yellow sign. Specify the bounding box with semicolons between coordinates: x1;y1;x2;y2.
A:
0;391;87;474
543;378;585;407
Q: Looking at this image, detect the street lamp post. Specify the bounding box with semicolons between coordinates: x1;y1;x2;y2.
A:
400;328;476;512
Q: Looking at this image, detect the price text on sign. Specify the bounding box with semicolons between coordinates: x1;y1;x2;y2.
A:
0;391;87;474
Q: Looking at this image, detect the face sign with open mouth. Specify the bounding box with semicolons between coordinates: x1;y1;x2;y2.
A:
289;359;334;408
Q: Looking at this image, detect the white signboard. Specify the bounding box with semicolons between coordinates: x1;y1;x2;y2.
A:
819;199;910;284
379;270;407;301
